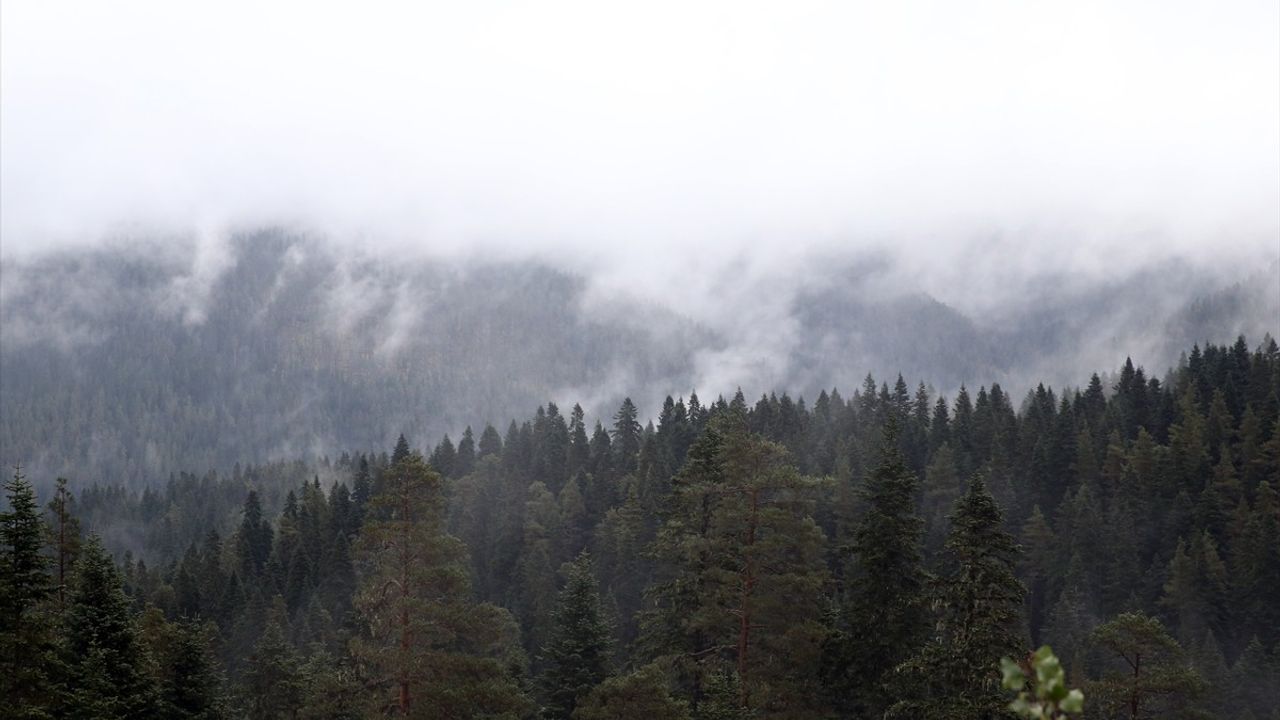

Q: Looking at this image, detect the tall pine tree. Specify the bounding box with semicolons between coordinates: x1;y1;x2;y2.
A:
352;452;530;718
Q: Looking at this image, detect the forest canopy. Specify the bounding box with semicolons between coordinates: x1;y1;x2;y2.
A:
3;336;1278;718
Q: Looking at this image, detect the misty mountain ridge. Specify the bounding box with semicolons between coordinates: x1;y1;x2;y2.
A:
1;228;1275;487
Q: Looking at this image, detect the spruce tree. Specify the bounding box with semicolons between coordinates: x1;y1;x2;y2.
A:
1;465;58;717
455;426;477;477
539;552;612;720
823;420;928;718
391;433;412;465
515;481;562;661
612;398;643;477
297;647;363;720
568;405;592;478
1230;636;1280;719
159;620;226;720
478;424;504;458
64;535;160;718
1019;505;1056;646
235;491;273;579
352;456;373;520
888;474;1026;719
241;601;302;720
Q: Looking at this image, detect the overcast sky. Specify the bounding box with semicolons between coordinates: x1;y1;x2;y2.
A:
3;0;1278;292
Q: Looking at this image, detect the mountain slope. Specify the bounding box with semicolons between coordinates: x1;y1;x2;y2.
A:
1;230;1274;487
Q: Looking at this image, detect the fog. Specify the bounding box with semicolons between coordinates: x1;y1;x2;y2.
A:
4;2;1277;276
2;2;1278;480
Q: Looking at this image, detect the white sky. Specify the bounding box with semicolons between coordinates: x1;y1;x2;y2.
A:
2;0;1278;286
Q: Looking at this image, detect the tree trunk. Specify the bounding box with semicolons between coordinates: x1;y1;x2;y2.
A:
737;486;759;707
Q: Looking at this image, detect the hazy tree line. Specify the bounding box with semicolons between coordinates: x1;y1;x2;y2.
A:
4;336;1280;719
3;233;1273;491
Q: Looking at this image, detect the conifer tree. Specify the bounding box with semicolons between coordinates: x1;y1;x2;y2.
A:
695;669;751;720
589;421;614;482
1238;481;1280;648
539;552;612;720
45;475;82;615
428;434;457;478
297;647;363;720
920;443;961;560
1087;612;1205;720
558;474;590;560
591;483;647;646
888;474;1026;719
1230;636;1280;719
352;456;373;520
241;601;302;720
65;535;161;718
1;465;59;717
352;452;529;718
455;426;477;478
1019;505;1056;646
515;481;562;661
235;491;273;579
646;417;829;716
478;424;504;458
572;663;691;720
568;405;592;478
823;420;928;718
613;398;643;477
391;433;412;465
159;620;226;720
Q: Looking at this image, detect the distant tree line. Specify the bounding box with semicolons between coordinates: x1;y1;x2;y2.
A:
3;336;1279;718
4;232;1271;490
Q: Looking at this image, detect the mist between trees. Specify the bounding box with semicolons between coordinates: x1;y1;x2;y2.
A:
3;336;1278;718
2;230;1277;492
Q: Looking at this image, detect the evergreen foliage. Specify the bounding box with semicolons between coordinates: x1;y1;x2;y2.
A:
0;337;1275;719
539;552;613;720
823;420;928;718
351;451;530;718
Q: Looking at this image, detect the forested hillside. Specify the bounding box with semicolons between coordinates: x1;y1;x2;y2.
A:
2;231;1276;490
4;337;1278;718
